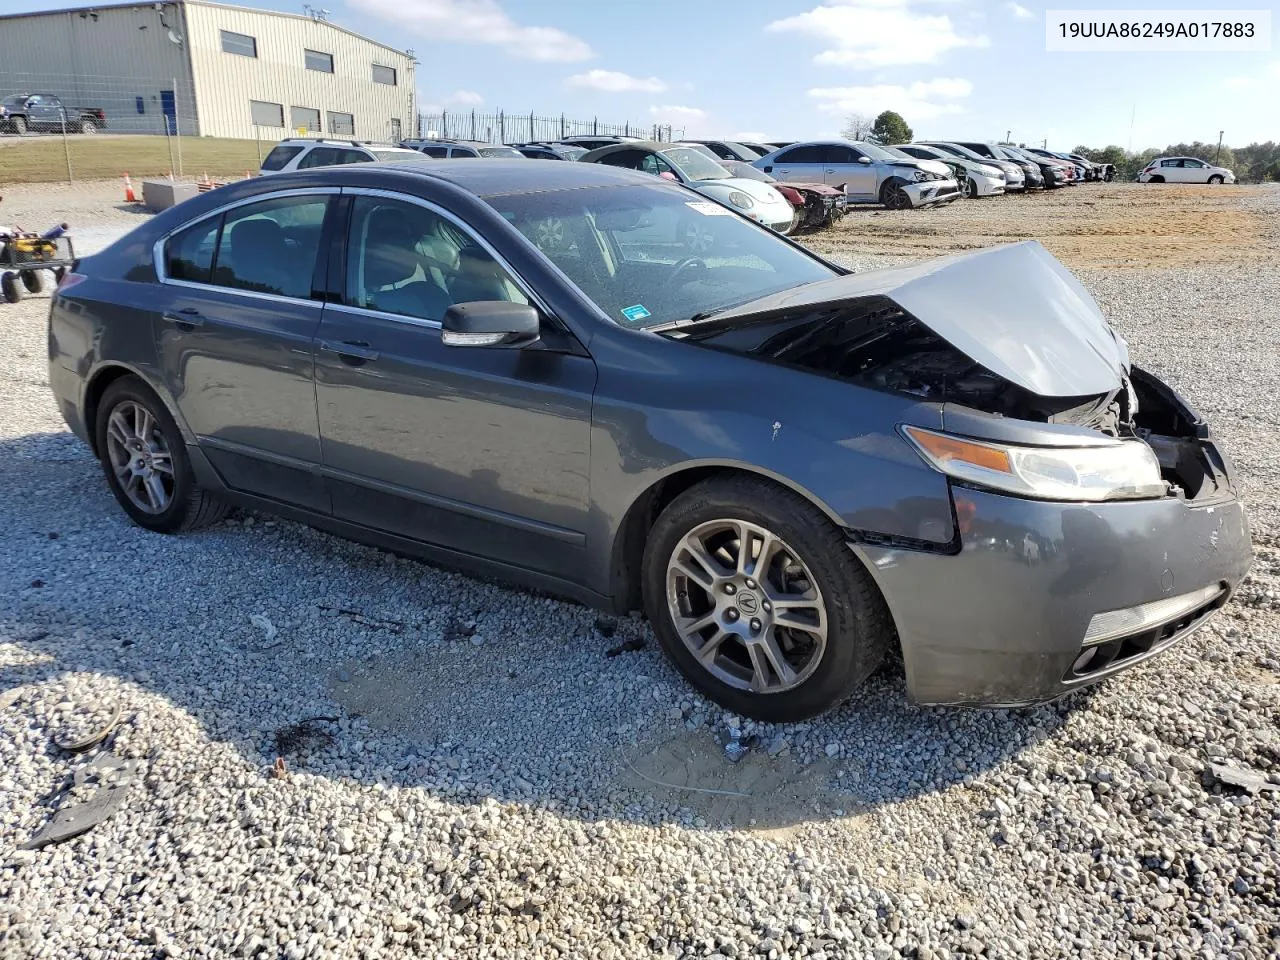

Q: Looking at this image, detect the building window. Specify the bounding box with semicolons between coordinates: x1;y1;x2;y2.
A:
304;49;333;73
327;111;354;136
250;100;284;128
371;64;396;86
220;30;257;57
290;106;321;133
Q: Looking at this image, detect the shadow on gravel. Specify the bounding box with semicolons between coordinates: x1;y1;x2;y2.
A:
1;431;1085;832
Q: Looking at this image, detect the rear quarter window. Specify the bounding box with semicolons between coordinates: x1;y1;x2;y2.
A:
164;218;220;283
261;145;304;171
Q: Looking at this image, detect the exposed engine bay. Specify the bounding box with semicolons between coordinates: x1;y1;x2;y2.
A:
680;295;1229;502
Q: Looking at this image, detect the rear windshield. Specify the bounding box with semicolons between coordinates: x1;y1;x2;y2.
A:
478;146;525;158
261;145;304;171
370;150;432;163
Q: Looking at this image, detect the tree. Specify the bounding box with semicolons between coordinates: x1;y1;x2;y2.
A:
868;110;913;145
841;112;874;141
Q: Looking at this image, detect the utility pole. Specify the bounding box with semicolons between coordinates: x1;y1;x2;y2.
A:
1005;129;1011;142
1042;138;1047;149
1215;130;1224;163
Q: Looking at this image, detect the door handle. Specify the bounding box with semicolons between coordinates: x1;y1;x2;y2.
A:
162;307;206;329
321;339;380;363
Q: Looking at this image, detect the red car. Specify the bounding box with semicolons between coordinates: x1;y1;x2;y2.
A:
721;160;848;232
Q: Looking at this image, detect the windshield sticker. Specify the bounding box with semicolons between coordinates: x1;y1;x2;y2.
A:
621;304;652;323
685;201;733;217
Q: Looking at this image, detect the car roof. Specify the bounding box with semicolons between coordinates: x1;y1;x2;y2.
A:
314;158;658;197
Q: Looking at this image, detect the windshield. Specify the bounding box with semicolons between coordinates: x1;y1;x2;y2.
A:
487;183;836;328
661;146;731;182
935;142;986;162
878;146;916;161
2;95;26;107
725;141;762;159
852;142;897;162
722;161;773;182
479;146;525;158
991;145;1020;161
552;144;587;160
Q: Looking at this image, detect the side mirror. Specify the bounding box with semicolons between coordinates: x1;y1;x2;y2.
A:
442;301;540;348
857;156;872;165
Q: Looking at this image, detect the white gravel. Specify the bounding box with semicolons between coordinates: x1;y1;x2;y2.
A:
2;184;1279;960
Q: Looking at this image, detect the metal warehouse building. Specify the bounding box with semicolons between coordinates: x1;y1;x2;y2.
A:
0;1;415;141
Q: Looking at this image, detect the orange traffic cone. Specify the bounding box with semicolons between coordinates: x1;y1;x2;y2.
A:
123;172;137;203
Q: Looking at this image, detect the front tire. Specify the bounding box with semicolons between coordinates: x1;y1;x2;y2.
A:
967;177;979;199
642;475;893;722
94;376;229;533
21;270;47;294
1148;175;1165;183
1208;174;1224;184
10;116;27;136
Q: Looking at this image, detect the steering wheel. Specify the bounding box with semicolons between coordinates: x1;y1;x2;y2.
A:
667;256;707;287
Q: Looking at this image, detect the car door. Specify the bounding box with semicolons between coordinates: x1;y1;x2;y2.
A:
1161;158;1185;183
27;95;60;128
1181;159;1207;183
761;144;824;183
823;144;878;198
313;192;596;579
153;190;333;511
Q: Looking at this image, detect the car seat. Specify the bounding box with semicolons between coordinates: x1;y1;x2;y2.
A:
361;206;451;320
226;219;296;296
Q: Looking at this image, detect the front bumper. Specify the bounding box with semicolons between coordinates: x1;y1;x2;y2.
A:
903;179;962;207
973;175;1006;197
854;478;1252;707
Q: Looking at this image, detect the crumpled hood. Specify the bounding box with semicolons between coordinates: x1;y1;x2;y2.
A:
890;158;951;178
705;240;1128;397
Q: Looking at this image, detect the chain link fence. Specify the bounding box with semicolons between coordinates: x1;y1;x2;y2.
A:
416;110;672;144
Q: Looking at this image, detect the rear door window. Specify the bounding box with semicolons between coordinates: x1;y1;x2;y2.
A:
211;196;330;299
420;145;449;158
774;145;824;164
298;147;343;169
337;148;373;164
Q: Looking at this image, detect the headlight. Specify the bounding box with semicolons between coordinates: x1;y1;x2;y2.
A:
726;191;755;209
902;426;1166;502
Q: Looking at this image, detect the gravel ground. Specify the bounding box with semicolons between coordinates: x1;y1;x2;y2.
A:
2;184;1279;960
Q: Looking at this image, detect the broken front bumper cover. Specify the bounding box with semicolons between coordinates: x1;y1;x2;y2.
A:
851;479;1252;707
903;180;962;207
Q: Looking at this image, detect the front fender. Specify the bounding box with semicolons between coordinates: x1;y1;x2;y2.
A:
582;326;956;600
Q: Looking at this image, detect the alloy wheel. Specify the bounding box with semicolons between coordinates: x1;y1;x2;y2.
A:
665;518;828;694
104;400;175;515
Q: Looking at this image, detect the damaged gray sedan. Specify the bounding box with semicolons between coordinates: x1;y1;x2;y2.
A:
49;161;1252;722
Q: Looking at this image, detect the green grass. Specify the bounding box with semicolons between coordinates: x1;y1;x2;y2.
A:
0;135;278;183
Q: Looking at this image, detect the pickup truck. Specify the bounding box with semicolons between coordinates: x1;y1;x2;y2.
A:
1;94;106;135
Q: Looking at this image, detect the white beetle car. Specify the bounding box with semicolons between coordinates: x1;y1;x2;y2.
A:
581;141;797;233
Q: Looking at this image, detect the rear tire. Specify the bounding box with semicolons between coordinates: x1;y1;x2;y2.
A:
641;475;893;722
94;376;230;533
78;120;97;135
2;271;23;303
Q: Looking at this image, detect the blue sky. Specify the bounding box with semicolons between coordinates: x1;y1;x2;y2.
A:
4;0;1277;147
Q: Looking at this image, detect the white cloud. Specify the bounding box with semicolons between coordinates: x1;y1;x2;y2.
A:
1004;2;1034;20
447;90;484;106
347;0;592;62
731;131;770;142
767;1;988;68
1221;76;1254;90
808;78;974;121
565;70;667;94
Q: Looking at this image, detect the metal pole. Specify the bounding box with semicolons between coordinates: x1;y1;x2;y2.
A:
499;110;504;144
470;110;476;140
256;125;263;162
166;111;176;178
173;77;183;178
60;109;72;184
560;113;565;139
1215;131;1224;164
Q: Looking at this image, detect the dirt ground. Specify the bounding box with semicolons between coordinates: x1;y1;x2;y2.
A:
807;182;1278;270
